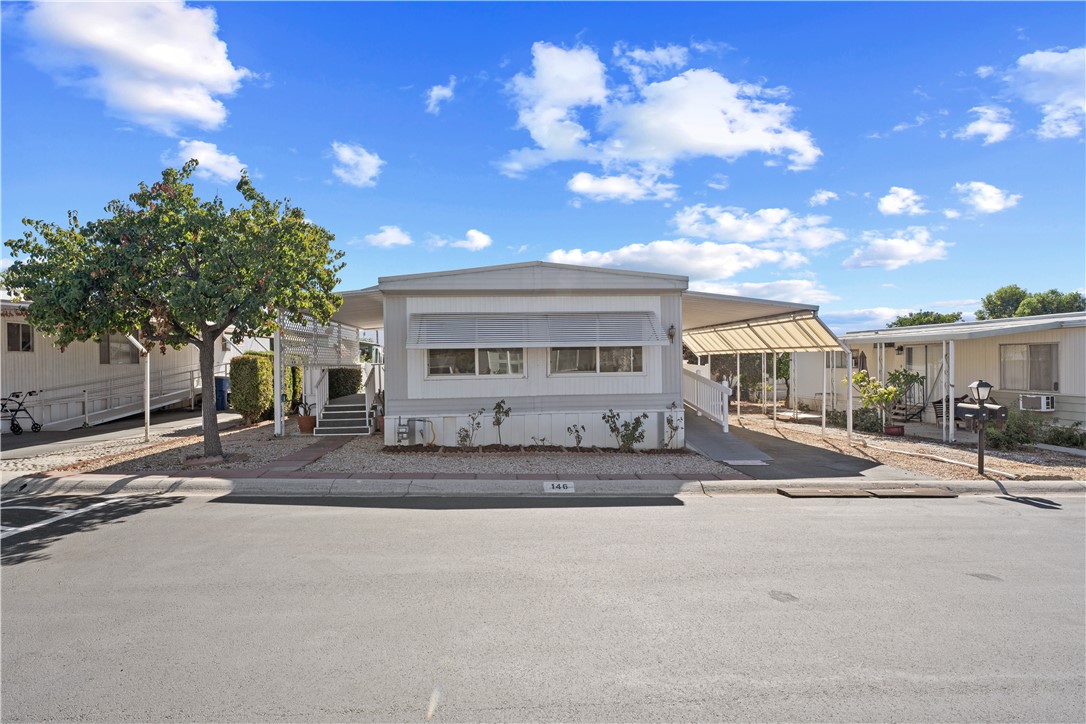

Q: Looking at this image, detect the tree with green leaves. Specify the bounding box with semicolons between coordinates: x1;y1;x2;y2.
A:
3;161;344;458
887;310;963;327
1015;289;1086;317
975;284;1029;320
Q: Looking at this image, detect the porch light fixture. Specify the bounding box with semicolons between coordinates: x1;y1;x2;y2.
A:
667;324;676;343
969;379;994;475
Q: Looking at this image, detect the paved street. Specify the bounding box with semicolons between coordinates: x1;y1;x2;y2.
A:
2;493;1084;722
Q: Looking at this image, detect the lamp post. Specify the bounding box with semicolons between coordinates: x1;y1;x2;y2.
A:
969;379;994;475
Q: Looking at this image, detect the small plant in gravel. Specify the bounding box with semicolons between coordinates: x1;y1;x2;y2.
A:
986;410;1045;451
662;412;683;449
825;407;883;434
1041;421;1086;450
602;409;649;451
530;436;547;446
492;399;511;445
567;424;585;449
456;408;485;448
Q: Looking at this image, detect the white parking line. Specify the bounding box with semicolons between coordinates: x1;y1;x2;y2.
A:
1;499;119;540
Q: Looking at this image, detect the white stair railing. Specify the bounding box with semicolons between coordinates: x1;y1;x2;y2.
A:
682;368;730;432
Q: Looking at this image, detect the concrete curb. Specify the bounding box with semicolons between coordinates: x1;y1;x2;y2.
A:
3;472;1084;498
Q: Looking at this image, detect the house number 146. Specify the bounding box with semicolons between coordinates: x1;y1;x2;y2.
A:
545;482;575;493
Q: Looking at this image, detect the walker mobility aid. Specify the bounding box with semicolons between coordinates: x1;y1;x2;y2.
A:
1;391;42;434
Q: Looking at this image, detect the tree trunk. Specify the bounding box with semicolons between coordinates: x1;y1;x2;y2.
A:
198;337;223;458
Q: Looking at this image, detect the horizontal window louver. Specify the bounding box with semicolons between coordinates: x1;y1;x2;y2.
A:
407;312;667;349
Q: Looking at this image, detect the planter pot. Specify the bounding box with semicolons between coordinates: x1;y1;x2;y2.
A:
297;415;318;435
883;424;905;437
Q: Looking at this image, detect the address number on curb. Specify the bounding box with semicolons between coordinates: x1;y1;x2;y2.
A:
545;482;575;493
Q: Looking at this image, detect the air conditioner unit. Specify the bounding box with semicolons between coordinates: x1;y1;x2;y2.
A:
1019;394;1056;412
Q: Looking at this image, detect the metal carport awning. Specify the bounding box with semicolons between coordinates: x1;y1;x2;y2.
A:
684;310;845;354
407;312;668;349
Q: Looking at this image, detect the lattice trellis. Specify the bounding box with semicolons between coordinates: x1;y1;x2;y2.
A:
280;315;363;367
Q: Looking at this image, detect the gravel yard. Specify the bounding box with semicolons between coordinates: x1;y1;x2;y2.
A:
305;432;735;476
5;411;1083;482
734;414;1086;481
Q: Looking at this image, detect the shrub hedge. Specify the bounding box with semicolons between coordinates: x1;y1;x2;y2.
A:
243;351;303;411
230;355;273;425
328;367;362;399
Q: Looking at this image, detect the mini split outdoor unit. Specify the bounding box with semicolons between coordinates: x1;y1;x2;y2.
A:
1019;394;1056;412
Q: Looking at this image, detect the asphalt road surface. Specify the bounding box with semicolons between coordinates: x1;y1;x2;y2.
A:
3;493;1083;722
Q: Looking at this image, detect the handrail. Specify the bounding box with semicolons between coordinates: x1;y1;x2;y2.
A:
682;368;730;432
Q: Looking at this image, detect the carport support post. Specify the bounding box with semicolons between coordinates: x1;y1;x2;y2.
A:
772;351;778;430
846;349;854;445
273;325;284;438
941;340;947;442
735;352;741;423
948;339;956;443
126;335;150;442
761;352;767;415
821;350;827;439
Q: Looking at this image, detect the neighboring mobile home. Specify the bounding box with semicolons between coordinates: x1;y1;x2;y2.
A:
1;300;265;432
793;312;1086;430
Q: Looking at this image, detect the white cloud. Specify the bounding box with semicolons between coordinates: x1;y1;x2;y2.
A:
809;189;839;207
23;0;251;135
705;174;729;191
953;181;1022;214
820;307;916;332
843;227;951;270
567;171;677;202
690;279;839;304
362;225;413;248
425;75;456;115
1006;47;1085;139
450;229;493;251
892;114;928;133
877;186;927;216
501;42;821;186
672;204;846;251
330;142;384;188
943;209;961;219
548;239;804;280
975;65;996;79
168;140;245;184
613;42;689;87
954;105;1014;145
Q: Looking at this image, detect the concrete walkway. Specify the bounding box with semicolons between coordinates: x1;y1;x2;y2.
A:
684;413;771;465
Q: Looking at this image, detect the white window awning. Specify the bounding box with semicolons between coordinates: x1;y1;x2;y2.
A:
407;312;668;349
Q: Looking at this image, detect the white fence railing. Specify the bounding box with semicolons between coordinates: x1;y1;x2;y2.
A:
682;368;730;432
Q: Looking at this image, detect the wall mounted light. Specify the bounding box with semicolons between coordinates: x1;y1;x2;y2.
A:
667;324;676;343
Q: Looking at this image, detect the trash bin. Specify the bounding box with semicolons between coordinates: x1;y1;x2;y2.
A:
214;377;230;411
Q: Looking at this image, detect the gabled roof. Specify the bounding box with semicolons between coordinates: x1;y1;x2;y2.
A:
840;311;1086;344
377;260;688;294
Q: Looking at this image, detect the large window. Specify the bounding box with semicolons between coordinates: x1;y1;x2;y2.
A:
100;334;139;365
6;322;33;352
427;348;524;377
550;346;644;374
1000;343;1058;391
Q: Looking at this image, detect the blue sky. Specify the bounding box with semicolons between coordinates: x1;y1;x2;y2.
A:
2;1;1083;331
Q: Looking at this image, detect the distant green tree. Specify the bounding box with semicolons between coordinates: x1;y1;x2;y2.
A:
975;285;1029;320
3;161;344;458
1015;289;1086;317
887;310;963;327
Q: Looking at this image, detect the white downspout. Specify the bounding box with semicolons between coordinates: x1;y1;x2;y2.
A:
126;335;150;442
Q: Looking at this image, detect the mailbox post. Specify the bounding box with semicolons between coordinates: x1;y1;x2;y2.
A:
968;380;994;475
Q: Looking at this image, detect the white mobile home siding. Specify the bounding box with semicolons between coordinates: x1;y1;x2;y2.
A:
381;287;685;449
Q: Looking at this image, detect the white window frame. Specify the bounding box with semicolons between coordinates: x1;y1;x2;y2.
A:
6;322;33;353
425;347;526;379
1000;343;1059;392
548;346;646;376
100;334;139;365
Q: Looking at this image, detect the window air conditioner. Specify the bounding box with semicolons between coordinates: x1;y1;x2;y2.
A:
1019;394;1056;412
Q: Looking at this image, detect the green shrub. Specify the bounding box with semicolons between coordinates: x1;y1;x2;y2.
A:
985;410;1045;450
328;367;362;399
231;355;273;425
826;408;882;433
243;351;302;412
1041;422;1086;450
